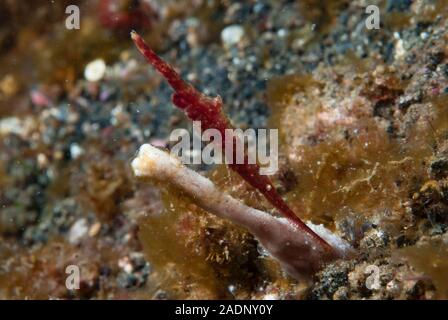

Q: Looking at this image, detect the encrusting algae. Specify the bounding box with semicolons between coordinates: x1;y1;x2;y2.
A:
394;239;448;299
266;63;443;233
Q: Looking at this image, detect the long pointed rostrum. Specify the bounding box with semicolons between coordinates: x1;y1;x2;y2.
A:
131;31;335;254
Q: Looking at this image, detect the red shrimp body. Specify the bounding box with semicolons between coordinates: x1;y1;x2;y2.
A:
131;31;334;254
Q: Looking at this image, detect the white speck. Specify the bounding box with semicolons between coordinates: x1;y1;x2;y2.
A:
70;143;83;159
84;59;106;82
420;32;429;40
266;184;272;191
37;153;48;169
232;57;241;65
221;25;244;47
263;293;279;300
118;257;134;274
68;218;88;244
395;39;405;59
228;285;236;295
277;29;287;37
